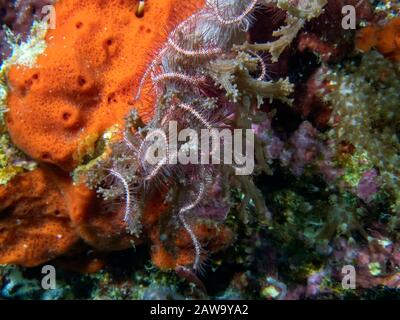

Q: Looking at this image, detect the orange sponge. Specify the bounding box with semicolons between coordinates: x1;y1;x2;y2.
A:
6;0;204;170
65;183;137;251
355;25;378;53
151;224;233;270
0;165;142;267
356;18;400;62
0;168;79;266
376;18;400;61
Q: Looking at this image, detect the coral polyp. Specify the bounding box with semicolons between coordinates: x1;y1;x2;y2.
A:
0;0;400;301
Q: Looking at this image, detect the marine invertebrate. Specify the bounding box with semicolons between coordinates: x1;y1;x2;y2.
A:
0;167;79;266
0;20;47;185
4;1;392;300
238;0;328;62
0;0;207;269
150;223;233;271
0;163;142;266
5;0;204;170
356;17;400;62
85;0;298;272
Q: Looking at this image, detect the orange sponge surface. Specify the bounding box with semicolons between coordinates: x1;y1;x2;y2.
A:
356;18;400;62
0;165;139;267
0;168;79;266
6;0;204;170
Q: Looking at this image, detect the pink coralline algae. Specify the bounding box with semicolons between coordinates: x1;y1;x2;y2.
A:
254;120;341;182
357;169;380;203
